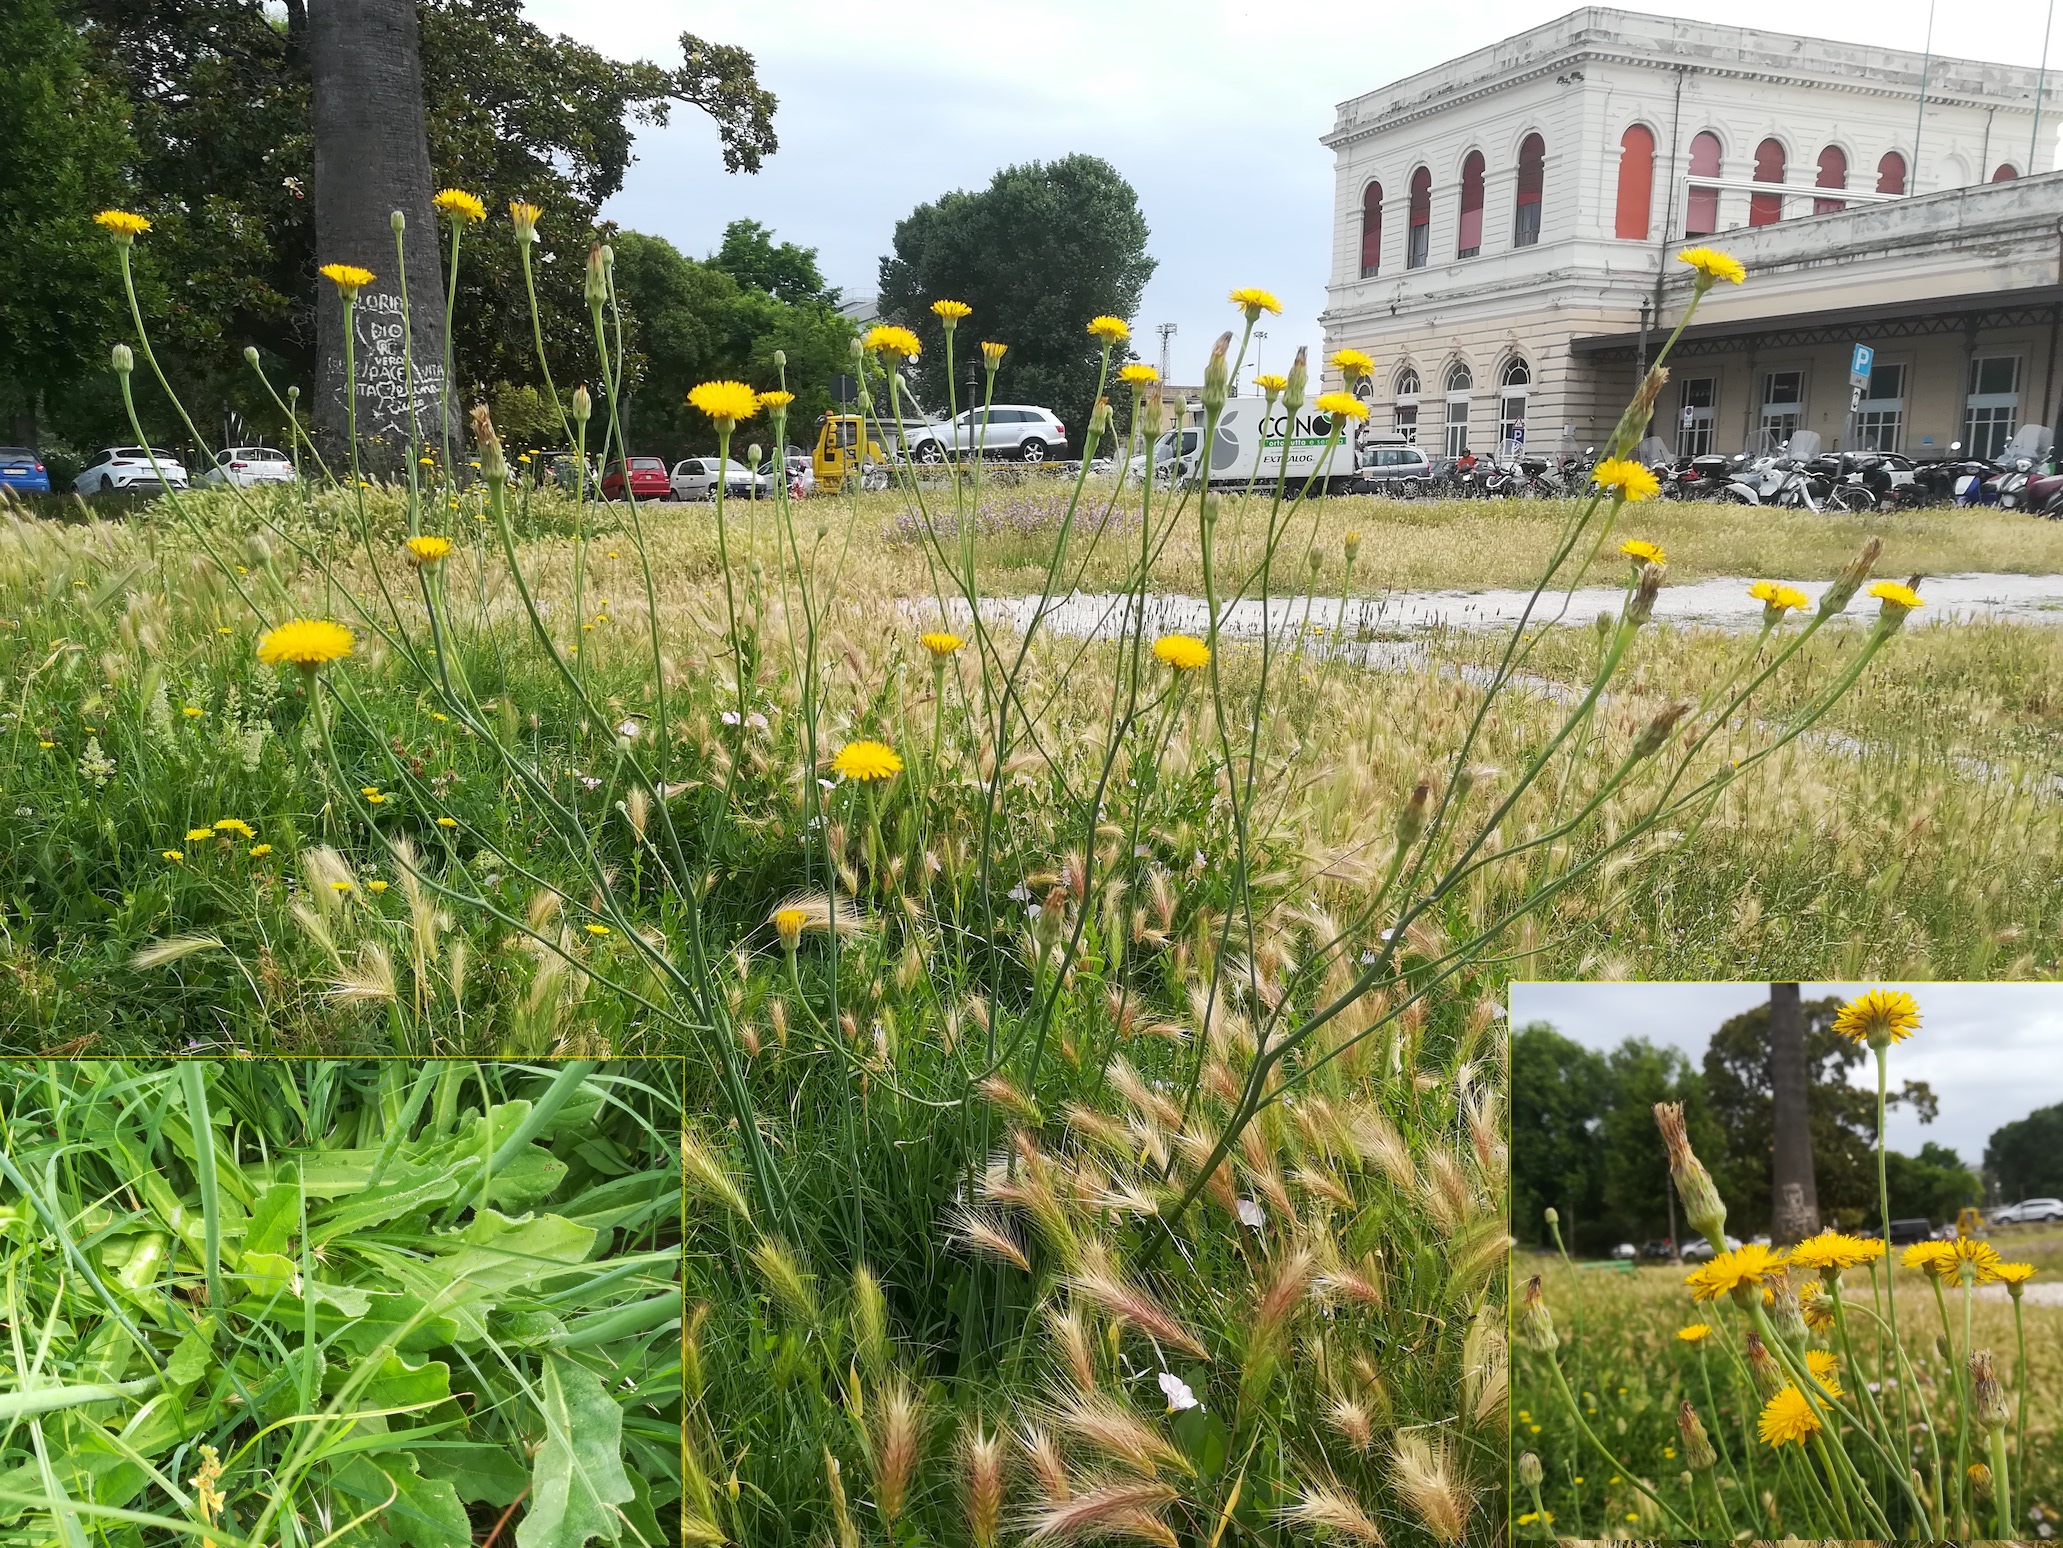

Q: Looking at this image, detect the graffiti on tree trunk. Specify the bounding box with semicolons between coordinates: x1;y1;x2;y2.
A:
325;288;444;448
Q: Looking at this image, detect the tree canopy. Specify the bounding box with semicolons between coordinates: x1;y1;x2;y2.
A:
1984;1101;2063;1199
876;154;1155;435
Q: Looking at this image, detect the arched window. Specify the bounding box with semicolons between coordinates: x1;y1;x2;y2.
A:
1359;182;1384;277
1514;133;1545;247
1407;167;1432;268
1750;138;1787;226
1994;163;2021;182
1686;131;1722;237
1458;150;1486;257
1814;145;1848;215
1394;366;1421;442
1447;364;1473;393
1615;124;1655;239
1499;360;1530;452
1877;150;1907;195
1444;364;1473;457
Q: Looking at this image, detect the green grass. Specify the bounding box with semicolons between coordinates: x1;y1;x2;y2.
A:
0;1059;683;1548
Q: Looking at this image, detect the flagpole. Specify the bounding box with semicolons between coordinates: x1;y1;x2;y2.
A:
1911;0;1936;193
2034;0;2057;172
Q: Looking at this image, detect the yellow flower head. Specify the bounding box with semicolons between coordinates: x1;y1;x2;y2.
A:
1928;1236;2003;1284
185;828;214;843
1676;1323;1713;1344
1330;347;1376;381
404;534;453;566
257;618;355;670
930;299;972;324
1593;457;1661;502
247;843;272;858
1253;373;1288;396
1686;1242;1789;1303
585;923;610;937
432;188;486;224
436;816;458;829
688;380;761;426
773;905;809;950
1118;363;1159;386
1087;315;1131;343
213;818;256;839
757;390;795;411
1228;286;1283;320
832;739;903;781
1832;988;1921;1047
919;631;965;658
1757;1385;1823;1447
1750;580;1810;615
366;879;388;894
1679;247;1747;287
163;850;184;862
509;201;544;241
1902;1240;1952;1273
864;324;922;360
1620;538;1666;566
981;341;1008;367
1804;1349;1842;1397
1313;391;1369;423
1868;580;1925;615
319;263;376;300
1153;633;1211;672
1799;1282;1836;1331
95;209;152;243
1788;1231;1882;1271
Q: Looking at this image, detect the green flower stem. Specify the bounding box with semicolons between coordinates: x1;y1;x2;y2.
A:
1986;1423;2012;1541
1745;1298;1894;1538
1809;1430;1856;1538
1543;1353;1697;1537
2011;1293;2029;1529
1873;1043;1925;1520
440;216;463;483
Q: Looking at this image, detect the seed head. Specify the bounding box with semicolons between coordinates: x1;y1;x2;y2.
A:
1653;1101;1726;1246
1969;1348;2009;1433
1678;1400;1717;1470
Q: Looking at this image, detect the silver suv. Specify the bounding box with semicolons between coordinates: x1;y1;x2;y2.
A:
907;405;1068;464
1991;1197;2063;1224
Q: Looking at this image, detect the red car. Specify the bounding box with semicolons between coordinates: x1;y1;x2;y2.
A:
600;456;670;501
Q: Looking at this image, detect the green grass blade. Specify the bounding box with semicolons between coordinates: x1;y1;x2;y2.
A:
180;1061;226;1315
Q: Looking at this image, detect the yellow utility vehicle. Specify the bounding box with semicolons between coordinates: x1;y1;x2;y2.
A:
811;414;888;494
1955;1206;1987;1239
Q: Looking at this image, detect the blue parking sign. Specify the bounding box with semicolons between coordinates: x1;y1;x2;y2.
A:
1850;343;1873;383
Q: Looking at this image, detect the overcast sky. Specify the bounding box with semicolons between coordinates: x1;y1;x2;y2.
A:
527;0;2063;391
1509;982;2063;1177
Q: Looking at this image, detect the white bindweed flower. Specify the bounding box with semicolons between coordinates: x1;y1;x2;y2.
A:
721;710;742;726
747;712;769;730
1158;1371;1200;1413
1008;883;1033;903
617;719;639;739
1236;1199;1266;1229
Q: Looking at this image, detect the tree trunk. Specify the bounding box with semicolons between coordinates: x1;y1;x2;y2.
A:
1768;982;1820;1245
308;0;446;469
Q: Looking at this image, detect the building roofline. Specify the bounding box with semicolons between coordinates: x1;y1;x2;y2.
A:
1569;281;2063;357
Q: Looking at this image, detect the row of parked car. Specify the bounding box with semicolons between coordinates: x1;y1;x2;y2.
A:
0;445;298;496
1602;1195;2063;1260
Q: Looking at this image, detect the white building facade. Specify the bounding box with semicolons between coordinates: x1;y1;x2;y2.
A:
1320;8;2060;458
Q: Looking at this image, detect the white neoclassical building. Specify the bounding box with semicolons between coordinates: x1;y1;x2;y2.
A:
1320;8;2062;458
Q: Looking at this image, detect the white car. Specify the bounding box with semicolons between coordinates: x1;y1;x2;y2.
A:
1678;1234;1744;1263
906;404;1069;464
669;456;769;501
75;446;189;495
1990;1197;2063;1224
200;446;295;487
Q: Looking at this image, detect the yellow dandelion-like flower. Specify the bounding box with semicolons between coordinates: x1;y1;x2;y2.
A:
1927;1236;2003;1283
1676;1324;1713;1344
1254;373;1288;395
757;390;795;411
1331;347;1376;380
1228;287;1283;318
365;792;386;806
182;706;203;718
919;631;965;658
1902;1240;1952;1274
436;816;459;829
1788;1231;1881;1271
1757;1385;1822;1447
773;905;809;950
1868;580;1925;614
1687;1242;1788;1302
1994;1262;2037;1285
213;818;255;839
257;618;355;669
432;188;486;224
1620;538;1666;566
95;209;152;242
318;263;375;299
331;879;354;894
1118;363;1159;385
509;200;543;241
585;923;610;936
688;380;760;426
184;828;214;843
1086;315;1130;343
864;324;922;360
1799;1282;1836;1331
366;879;388;894
1805;1349;1842;1396
163;850;184;862
1153;634;1211;672
930;299;972;323
1313;391;1369;422
1593;457;1661;502
832;740;903;781
1750;580;1810;615
1679;247;1747;286
1832;988;1921;1046
981;341;1007;367
404;534;453;566
248;843;273;858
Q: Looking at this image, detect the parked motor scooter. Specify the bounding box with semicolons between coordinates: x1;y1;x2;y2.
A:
1723;431;1834;508
1988;425;2055;511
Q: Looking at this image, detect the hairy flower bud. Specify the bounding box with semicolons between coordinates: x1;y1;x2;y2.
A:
1632;701;1693;761
1201;331;1233;414
1969;1461;1993;1501
470;403;507;486
1819;537;1883;616
1518;1452;1544;1488
1519;1275;1558;1353
1679;1400;1717;1470
1626;562;1665;626
1969;1349;2008;1433
1607;364;1671;458
1343;529;1362;563
1593;610;1613;644
1396;777;1431;849
1140;388;1164;439
1035;886;1068;949
111;343;134;375
1653;1102;1727;1248
1282;346;1308;415
391;209;405;233
1765;1276;1808;1348
572;385;592;424
1744;1331;1782;1398
585;241;608;306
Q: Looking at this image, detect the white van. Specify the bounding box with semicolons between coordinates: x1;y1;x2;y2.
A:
1152;398;1359;495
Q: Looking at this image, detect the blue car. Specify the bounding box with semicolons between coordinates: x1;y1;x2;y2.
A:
0;447;50;495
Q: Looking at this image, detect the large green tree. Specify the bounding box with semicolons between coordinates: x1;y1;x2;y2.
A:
876;154;1155;438
1984;1101;2063;1199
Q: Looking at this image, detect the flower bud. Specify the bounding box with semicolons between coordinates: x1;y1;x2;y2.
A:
1744;1331;1782;1398
1819;537;1883;616
775;908;803;952
1626;562;1664;626
1282;346;1308;415
1035;886;1068;948
1395;777;1430;849
1308;549;1323;577
1518;1452;1544;1489
1631;701;1693;761
1593;610;1613;644
1653;1102;1727;1247
1141;389;1164;438
1344;529;1362;563
1969;1349;2009;1434
111;343;134;375
243;345;260;368
748;444;763;468
246;533;273;569
1607;364;1671;458
1544;1206;1558;1227
1679;1400;1717;1471
470;403;507;486
1765;1276;1808;1348
585;241;608;306
391;209;406;234
1969;1461;1993;1501
288;385;299;403
1201;331;1233;414
773;348;787;369
1519;1275;1558;1353
572;385;592;424
850;337;866;361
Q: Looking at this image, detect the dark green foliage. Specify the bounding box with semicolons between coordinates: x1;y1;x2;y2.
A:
876;154;1156;435
1881;1139;1982;1222
709;218;838;307
1984;1100;2063;1199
